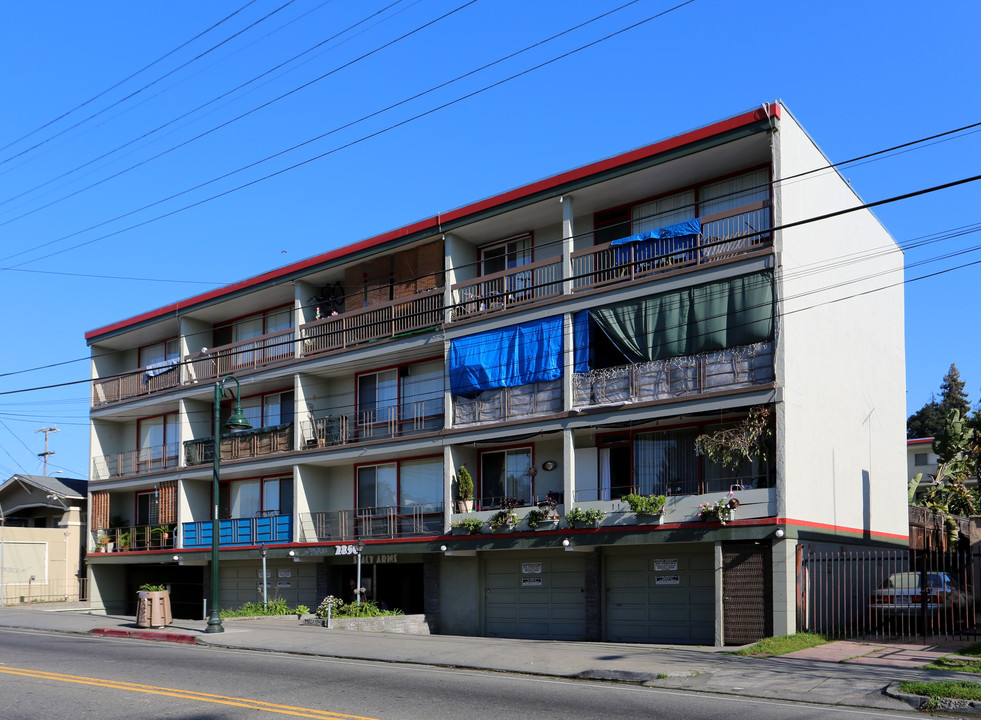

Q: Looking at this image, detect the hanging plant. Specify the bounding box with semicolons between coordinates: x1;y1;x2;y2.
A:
695;406;772;469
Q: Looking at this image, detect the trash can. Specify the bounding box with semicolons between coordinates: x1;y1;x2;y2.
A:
136;590;173;628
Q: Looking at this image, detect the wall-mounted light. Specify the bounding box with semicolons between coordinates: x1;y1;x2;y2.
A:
172;555;180;562
775;529;785;538
561;538;570;547
439;545;447;552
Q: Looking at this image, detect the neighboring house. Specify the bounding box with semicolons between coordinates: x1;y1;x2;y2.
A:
0;474;87;605
907;437;939;484
84;101;907;645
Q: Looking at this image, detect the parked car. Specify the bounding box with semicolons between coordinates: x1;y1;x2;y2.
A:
869;572;972;626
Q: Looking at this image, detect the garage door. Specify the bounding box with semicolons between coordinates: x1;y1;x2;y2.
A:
605;547;714;644
484;552;586;640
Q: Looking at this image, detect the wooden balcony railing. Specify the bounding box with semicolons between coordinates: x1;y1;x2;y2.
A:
183;423;294;465
182;514;292;548
451;257;562;319
185;327;295;384
300;401;442;449
92;360;181;407
92;523;177;553
300;290;444;357
92;443;181;481
571;201;771;292
298;503;443;542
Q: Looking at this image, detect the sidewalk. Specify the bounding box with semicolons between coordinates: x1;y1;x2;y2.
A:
0;604;976;713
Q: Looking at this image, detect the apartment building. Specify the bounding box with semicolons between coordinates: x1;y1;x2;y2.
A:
85;102;908;644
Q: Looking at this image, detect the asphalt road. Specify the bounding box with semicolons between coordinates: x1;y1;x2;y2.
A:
0;628;929;719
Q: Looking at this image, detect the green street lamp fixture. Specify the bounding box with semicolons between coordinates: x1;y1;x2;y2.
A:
204;375;252;634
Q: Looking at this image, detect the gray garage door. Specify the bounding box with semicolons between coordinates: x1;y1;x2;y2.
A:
484;552;586;640
605;547;714;644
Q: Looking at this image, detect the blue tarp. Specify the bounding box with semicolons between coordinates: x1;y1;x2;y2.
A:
449;316;563;397
573;310;590;373
609;217;701;246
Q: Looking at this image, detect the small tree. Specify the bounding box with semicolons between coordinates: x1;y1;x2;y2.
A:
457;465;474;501
939;363;971;422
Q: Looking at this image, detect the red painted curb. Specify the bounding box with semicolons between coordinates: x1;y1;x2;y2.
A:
90;628;198;645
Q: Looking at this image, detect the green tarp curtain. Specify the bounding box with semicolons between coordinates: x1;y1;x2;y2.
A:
589;270;773;364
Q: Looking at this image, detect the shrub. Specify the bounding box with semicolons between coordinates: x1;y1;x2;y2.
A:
566;507;604;527
623;494;666;515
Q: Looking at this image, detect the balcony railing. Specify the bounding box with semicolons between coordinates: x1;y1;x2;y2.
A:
573;341;774;408
92;443;180;481
571;201;771;292
298;503;443;542
451;257;562;320
92;359;181;407
301;401;443;449
572;473;773;502
184;423;294;465
300;290;444;357
92;523;177;553
453;379;561;426
182;513;293;548
185;327;295;384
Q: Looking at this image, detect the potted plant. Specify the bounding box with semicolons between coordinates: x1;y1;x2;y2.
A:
566;507;604;528
624;493;666;523
527;494;560;530
489;497;519;532
456;465;474;513
136;583;172;628
96;533;110;553
452;517;483;535
697;497;739;524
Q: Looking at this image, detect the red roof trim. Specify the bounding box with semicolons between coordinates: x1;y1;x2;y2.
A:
907;438;934;446
86;104;778;341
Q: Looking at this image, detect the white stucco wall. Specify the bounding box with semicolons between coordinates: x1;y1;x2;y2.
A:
775;106;907;541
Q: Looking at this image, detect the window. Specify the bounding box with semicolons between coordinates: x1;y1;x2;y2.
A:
227;476;292;518
236;390;294;430
136;490;159;526
137;413;179;468
699;168;769;216
481;233;532;275
139;338;180;368
632;190;696;235
213;306;294;366
357;360;442;438
357;457;443;509
914;452;930;466
480;447;533;505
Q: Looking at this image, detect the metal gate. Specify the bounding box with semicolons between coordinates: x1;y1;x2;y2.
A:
798;546;978;642
723;543;772;645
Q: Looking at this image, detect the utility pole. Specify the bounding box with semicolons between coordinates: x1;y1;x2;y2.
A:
35;427;59;476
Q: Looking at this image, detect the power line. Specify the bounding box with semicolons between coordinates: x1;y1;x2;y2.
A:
0;0;694;270
0;0;296;169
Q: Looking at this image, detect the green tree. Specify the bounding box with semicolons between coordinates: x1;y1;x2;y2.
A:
939;363;970;421
907;395;943;439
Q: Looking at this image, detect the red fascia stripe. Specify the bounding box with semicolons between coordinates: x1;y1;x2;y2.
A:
907;438;934;446
86;104;778;342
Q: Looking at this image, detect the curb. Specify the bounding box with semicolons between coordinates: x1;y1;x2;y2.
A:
90;628;198;645
885;681;981;714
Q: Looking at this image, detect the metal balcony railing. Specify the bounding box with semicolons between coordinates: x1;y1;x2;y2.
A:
185;327;295;384
300;402;442;449
298;503;443;542
184;423;294;465
92;524;177;553
92;360;181;407
451;257;562;320
92;443;180;481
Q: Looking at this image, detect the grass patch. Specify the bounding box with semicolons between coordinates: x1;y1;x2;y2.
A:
926;656;981;674
220;598;302;618
955;642;981;658
900;679;981;701
733;633;828;657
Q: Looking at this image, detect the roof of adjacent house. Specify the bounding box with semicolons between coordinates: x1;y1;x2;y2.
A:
0;474;87;500
85;102;780;343
907;437;935;447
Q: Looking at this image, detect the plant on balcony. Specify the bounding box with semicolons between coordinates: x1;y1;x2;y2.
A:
116;531;131;552
566;507;604;528
488;497;519;532
527;494;560;529
453;517;484;535
151;524;171;541
96;533;110;552
456;464;474;513
623;493;666;516
139;583;166;592
694;405;772;470
697;497;739;524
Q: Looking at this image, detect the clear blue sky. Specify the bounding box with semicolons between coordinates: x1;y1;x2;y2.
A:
0;0;979;479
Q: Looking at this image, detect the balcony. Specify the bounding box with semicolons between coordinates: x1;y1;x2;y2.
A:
453;379;561;426
571;202;771;293
184;423;294;465
298;503;444;542
92;359;181;407
573;341;774;408
182;513;293;548
451;257;562;320
300;290;444;357
186;327;295;384
92;443;180;481
92;523;177;553
301;403;442;449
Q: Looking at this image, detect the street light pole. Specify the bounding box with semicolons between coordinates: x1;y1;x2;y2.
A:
205;375;252;634
355;539;366;606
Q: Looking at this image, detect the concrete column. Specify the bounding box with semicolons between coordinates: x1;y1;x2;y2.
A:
443;234;458;325
561;195;574;296
714;541;724;646
563;428;575;507
563;313;574;412
771;538;798;636
443;445;455;529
